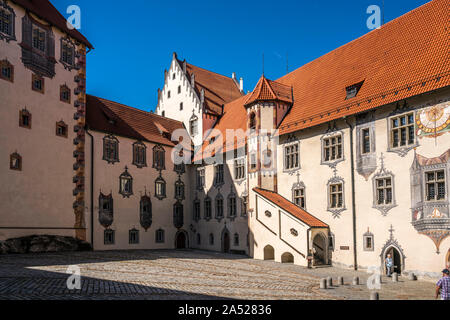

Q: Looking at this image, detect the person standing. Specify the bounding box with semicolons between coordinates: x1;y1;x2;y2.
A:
385;254;393;277
436;269;450;300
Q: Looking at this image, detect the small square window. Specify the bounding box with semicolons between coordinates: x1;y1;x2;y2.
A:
19;109;31;129
10;153;22;171
60;85;71;103
0;60;13;82
155;229;165;243
129;229;139;244
56;121;68;138
104;230;115;245
32;74;44;94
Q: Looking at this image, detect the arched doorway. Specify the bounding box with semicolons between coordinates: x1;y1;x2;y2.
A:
221;228;230;253
383;246;403;274
312;233;327;265
281;252;294;263
263;245;275;260
175;230;188;249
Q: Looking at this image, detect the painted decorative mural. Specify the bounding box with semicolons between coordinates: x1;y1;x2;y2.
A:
416;100;450;139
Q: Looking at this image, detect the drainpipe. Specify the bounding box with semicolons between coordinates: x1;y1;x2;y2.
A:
86;129;94;248
344;116;358;271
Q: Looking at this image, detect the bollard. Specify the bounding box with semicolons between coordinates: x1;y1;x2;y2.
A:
320;278;327;289
338;276;344;286
352;276;359;285
370;292;379;300
326;276;333;287
392;272;398;282
408;273;416;281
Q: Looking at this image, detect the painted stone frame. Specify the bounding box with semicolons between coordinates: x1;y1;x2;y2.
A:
363;229;375;251
0;59;14;82
102;134;119;164
204;195;212;221
372;154;397;216
386;101;419;157
98;193;113;228
227;190;237;221
9;152;22;171
154;175;166;200
173;202;184;229
283;135;301;173
320;126;345;169
326;174;346;218
139;194;152;231
215;192;224;222
132;141;147;169
60;36;76;71
355;111;377;180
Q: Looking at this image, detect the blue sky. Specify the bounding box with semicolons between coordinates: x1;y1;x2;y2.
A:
52;0;429;112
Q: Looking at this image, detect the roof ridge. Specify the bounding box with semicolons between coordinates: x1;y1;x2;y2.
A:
276;0;436;83
186;62;236;82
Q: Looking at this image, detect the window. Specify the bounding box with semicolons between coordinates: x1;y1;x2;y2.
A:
209;233;214;245
0;60;13;82
361;128;371;154
129;229;139;244
103;135;119;164
293;188;305;209
194;200;201;221
155;177;166;200
133;142;147;168
249;112;256;130
262;149;272;169
228;194;237;218
19;109;31;129
175;180;185;200
179;102;183;111
363;231;374;251
104;230;115;245
190;117;198;136
425;170;446;201
173;202;184;229
375;177;393;205
215;195;224;219
140;195;152;230
60;38;75;67
197;168;205;188
329;183;343;209
10;152;22;171
119;167;133;198
177;85;181;93
32;74;44;93
234;158;245;180
250;153;257;171
172;73;176;80
196;233;201;245
284;142;299;170
99;193;114;228
323;134;343;162
390;112;415;149
167;91;171;98
241;196;248;217
155;229;165;243
0;6;14;38
60;85;71;103
234;233;239;246
152;145;165;170
56;121;68;138
214;164;224;185
204;197;212;219
32;25;46;52
162;111;165;117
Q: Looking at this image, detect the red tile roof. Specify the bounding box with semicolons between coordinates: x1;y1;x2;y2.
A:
253;188;328;228
197;0;449;156
183;62;243;115
244;76;293;106
11;0;93;48
86;95;186;147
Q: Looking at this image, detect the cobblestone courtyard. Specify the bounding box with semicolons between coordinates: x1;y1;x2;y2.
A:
0;250;437;300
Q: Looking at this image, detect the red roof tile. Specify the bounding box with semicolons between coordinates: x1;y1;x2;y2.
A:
254;188;328;228
196;0;449;157
184;62;243;115
86;95;186;147
11;0;93;48
244;76;293;106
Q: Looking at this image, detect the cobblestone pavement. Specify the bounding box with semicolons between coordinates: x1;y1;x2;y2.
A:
0;250;437;300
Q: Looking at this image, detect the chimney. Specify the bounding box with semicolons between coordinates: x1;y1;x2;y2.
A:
232;72;236;80
240;77;244;92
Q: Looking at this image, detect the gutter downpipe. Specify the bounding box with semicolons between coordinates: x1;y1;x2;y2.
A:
344;116;358;271
86;129;94;248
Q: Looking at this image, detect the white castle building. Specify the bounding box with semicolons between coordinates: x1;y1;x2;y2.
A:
0;0;449;280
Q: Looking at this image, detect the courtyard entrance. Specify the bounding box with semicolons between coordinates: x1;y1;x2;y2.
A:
312;233;327;266
175;231;187;249
222;230;230;253
384;247;403;274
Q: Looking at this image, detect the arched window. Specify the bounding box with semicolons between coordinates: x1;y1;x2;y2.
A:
249;112;256;130
133;141;147;168
193;199;201;221
228;193;237;218
140;195;152;230
173;202;184;229
119;167;133;198
152;144;165;170
155;176;166;200
175;180;185;200
103;135;119;164
215;193;224;219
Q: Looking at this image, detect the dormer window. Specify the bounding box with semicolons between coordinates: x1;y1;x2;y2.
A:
345;81;364;99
